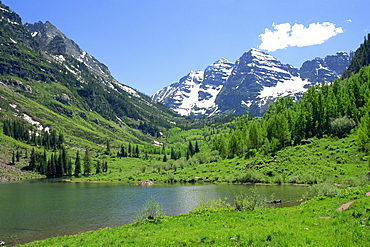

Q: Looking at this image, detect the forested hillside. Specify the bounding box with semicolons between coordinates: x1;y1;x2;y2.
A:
213;64;370;158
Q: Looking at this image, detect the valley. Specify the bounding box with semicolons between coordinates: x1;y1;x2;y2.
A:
0;1;369;246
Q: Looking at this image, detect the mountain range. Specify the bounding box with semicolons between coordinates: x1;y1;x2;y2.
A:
152;49;353;117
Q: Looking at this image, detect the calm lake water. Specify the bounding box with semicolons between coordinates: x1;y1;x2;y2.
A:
0;180;308;246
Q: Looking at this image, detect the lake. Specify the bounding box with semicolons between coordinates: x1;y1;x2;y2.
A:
0;180;308;246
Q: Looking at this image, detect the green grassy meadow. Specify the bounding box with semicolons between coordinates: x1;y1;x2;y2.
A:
75;134;368;187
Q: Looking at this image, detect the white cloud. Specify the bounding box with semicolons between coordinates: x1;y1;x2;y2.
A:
258;22;344;52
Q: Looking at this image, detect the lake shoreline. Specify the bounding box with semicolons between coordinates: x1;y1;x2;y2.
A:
1;181;309;246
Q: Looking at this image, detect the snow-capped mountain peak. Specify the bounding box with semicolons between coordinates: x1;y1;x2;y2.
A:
152;58;234;117
153;48;352;118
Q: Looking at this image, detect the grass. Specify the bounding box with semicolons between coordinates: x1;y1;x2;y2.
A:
18;186;370;246
71;134;368;187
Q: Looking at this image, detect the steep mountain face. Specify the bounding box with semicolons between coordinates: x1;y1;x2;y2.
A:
24;21;139;98
0;3;37;49
153;49;309;117
153;49;352;117
153;58;234;117
0;2;178;145
300;52;353;83
215;49;305;116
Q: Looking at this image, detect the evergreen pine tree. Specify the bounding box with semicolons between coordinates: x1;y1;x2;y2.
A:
61;146;68;175
11;151;15;165
188;141;194;157
194;141;200;153
55;151;63;177
170;147;176;160
135;145;139;158
95;160;101;174
67;158;73;176
105;140;111;155
83;149;92;175
128;143;132;157
16;149;20;162
102;161;108;172
74;151;81;176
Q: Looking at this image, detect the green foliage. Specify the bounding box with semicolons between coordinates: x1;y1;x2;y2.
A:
212;63;370;158
357;103;370;152
135;197;164;223
330;116;356;138
343;33;370;78
83;149;92;175
74;151;81;176
234;187;267;211
192;197;232;215
307;181;340;198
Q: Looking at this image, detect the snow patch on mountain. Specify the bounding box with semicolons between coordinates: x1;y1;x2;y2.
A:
258;77;309;106
154;48;352;117
152;58;234;117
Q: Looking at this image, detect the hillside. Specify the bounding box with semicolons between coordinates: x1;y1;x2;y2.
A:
0;1;190;180
0;3;187;140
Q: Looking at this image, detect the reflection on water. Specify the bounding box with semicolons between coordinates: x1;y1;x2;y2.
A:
0;180;308;246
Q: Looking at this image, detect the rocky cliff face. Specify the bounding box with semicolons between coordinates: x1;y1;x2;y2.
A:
25;21;112;81
24;21;143;98
0;2;37;49
300;52;353;83
215;49;304;116
153;58;234;117
153;49;352;117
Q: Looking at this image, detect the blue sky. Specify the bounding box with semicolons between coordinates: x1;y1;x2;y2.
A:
3;0;370;95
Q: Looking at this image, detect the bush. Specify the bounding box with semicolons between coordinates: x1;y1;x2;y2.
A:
337;187;363;199
135;197;164;223
307;181;340;198
209;150;220;163
330;117;356;138
192;197;232;215
234;187;266;211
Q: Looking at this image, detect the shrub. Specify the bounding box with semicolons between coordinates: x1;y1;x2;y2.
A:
208;150;220;163
307;181;340;198
234;187;266;211
135;197;164;223
192;197;232;215
330;117;356;138
337;187;363;199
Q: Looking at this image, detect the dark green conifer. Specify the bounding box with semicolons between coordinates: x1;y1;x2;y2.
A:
74;151;81;176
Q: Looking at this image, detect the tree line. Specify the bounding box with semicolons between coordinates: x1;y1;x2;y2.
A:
27;147;108;178
3;118;64;150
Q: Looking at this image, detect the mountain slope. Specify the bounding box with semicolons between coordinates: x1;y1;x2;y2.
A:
0;2;178;148
300;51;353;83
153;58;234;117
153;49;352;117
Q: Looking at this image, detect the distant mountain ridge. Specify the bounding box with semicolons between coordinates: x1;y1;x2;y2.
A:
152;49;352;117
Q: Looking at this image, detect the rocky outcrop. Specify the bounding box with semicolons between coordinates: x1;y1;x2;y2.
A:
137;180;154;186
300;52;352;83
